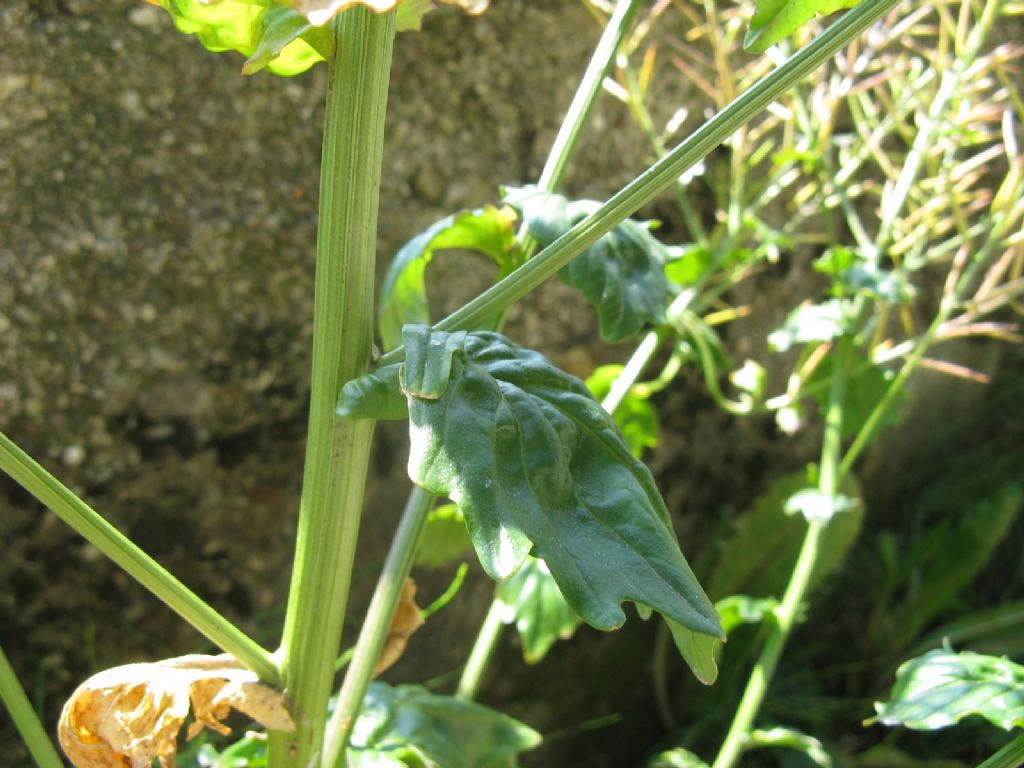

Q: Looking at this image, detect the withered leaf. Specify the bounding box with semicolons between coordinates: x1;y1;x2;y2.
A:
58;654;293;768
373;578;425;677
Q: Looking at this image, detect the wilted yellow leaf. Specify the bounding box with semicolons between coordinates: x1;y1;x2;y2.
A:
373;578;425;677
58;654;293;768
292;0;490;27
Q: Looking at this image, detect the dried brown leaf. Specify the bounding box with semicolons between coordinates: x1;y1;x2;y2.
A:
373;578;425;677
58;654;293;768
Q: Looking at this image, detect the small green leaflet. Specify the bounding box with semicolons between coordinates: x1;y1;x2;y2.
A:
744;0;863;54
378;206;521;351
339;326;723;643
347;682;540;767
505;187;672;343
497;557;581;664
872;649;1024;732
585;365;659;458
416;503;474;568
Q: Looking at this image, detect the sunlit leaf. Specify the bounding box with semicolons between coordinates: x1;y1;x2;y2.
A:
715;595;778;636
348;682;540;767
497;557;581;664
416;504;474;568
506;187;672;342
339;326;723;644
58;655;293;768
585;365;660;457
872;649;1024;731
768;300;848;352
744;0;862;53
784;488;856;523
378;206;521;351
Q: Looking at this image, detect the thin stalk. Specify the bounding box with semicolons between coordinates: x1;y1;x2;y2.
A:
0;432;278;684
323;486;434;767
455;600;507;701
978;733;1024;768
271;8;395;768
0;645;64;768
712;339;848;768
333;0;645;727
379;0;903;367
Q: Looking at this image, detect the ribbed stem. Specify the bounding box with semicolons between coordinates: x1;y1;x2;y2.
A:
272;8;396;767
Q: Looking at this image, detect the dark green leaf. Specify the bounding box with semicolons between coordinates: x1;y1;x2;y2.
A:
359;326;721;641
152;0;329;76
744;0;862;54
416;504;474;568
709;471;863;600
872;649;1024;731
505;187;672;342
337;363;407;420
378;207;520;351
585;365;660;457
497;557;581;664
348;682;541;767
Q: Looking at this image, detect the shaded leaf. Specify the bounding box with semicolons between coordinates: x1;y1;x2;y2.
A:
375;580;425;677
497;557;581;664
744;0;861;54
378;206;520;351
872;649;1024;731
667;619;719;685
58;655;293;768
709;471;863;600
416;504;474;568
506;187;672;342
348;682;540;767
585;365;660;457
342;326;722;643
338;363;407;420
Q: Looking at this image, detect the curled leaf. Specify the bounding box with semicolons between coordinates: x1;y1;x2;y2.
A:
58;654;293;768
374;579;426;677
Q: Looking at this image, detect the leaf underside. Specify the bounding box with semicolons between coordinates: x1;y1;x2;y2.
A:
339;326;722;641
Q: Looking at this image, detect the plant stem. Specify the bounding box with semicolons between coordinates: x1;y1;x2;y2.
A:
978;733;1024;768
455;600;507;701
712;339;848;768
378;0;902;367
0;645;64;768
322;486;434;767
0;432;279;684
272;8;395;768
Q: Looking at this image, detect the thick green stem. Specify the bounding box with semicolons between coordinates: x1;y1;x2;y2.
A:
978;733;1024;768
455;600;507;701
378;0;901;367
0;645;64;768
0;432;278;684
322;486;434;767
712;340;848;768
272;8;395;767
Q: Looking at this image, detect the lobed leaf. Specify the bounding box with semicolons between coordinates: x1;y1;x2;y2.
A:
378;206;521;351
744;0;862;54
496;556;582;664
348;682;540;767
505;187;672;342
872;649;1024;731
339;326;722;642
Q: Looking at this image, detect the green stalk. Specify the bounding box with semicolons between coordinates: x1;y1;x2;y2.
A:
272;8;396;767
0;432;278;684
978;733;1024;768
328;0;644;729
322;486;434;767
0;645;64;768
455;600;507;701
378;0;901;367
711;339;848;768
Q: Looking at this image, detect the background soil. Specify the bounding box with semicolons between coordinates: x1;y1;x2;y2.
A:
2;1;1023;766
